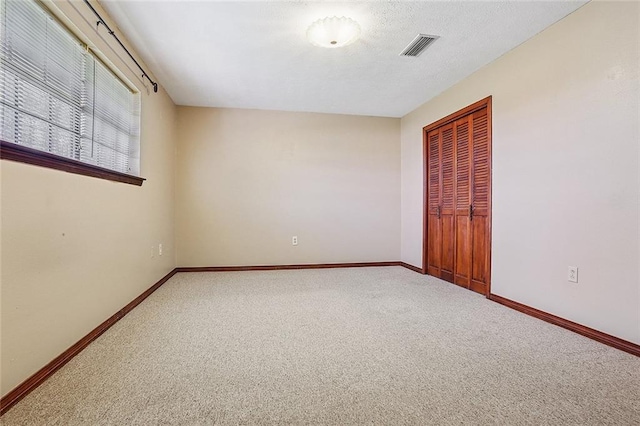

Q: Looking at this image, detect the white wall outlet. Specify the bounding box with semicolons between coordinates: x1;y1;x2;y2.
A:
568;266;578;283
292;236;298;246
159;243;163;256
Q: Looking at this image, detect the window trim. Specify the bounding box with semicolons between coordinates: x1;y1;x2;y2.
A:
0;139;145;186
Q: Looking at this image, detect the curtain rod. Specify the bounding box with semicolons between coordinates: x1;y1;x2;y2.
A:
82;0;158;93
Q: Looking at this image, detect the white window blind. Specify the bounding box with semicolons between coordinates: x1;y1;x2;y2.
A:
0;0;140;176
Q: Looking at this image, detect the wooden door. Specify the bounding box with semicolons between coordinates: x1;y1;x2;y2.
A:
423;97;492;295
469;109;490;294
439;124;455;283
425;124;455;283
454;116;472;287
425;129;441;277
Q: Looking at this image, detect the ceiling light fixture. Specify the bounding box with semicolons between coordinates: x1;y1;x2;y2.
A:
307;16;361;48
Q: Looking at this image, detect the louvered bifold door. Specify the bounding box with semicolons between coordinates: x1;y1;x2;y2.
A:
454;116;472;287
426;128;442;276
425;100;491;294
439;123;455;282
469;109;490;293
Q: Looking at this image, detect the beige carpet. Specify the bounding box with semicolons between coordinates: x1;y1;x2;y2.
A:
2;267;639;425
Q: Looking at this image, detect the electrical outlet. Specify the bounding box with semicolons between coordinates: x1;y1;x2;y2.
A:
292;236;298;246
568;266;578;283
159;243;163;256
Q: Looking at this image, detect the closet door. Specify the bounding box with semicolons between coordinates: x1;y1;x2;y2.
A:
426;129;441;277
454;116;472;287
423;97;492;295
426;125;455;282
470;109;491;293
439;123;455;282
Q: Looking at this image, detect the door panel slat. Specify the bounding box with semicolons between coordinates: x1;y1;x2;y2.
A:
455;119;470;208
472;111;489;211
428;131;440;211
441;125;455;210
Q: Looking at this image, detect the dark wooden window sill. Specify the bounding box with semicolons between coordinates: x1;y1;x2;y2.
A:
0;140;145;186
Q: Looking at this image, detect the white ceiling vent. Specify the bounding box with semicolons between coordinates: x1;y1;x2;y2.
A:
400;34;439;57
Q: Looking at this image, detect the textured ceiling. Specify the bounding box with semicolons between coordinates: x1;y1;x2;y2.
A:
101;1;587;118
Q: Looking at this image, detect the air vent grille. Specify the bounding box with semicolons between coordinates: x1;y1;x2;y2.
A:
400;34;439;57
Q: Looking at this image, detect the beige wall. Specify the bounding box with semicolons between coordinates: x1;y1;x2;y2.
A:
176;107;400;267
1;1;177;395
401;1;639;343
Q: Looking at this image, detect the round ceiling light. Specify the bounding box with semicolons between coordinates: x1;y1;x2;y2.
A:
307;16;361;48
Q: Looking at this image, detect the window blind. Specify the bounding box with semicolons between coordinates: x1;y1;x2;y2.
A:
0;0;140;176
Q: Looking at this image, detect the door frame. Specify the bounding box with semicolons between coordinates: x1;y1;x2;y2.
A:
422;96;493;296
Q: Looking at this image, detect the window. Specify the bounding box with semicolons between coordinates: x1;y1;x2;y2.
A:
0;0;142;184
